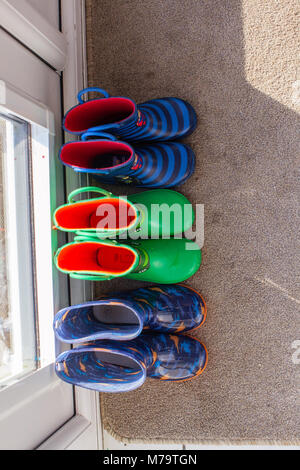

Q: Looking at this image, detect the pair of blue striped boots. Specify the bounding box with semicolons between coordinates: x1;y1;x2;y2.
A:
55;284;207;393
60;87;197;187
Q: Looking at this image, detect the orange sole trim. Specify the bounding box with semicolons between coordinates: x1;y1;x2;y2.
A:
178;283;207;330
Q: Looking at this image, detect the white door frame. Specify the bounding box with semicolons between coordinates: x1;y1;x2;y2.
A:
38;0;103;450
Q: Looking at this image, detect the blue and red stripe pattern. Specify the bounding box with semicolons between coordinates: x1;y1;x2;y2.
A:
63;88;197;142
55;333;207;393
59;134;195;188
116;97;197;142
127;141;194;187
92;141;195;188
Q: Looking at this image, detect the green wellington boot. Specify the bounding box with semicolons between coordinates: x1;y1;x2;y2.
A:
53;186;194;238
54;235;201;284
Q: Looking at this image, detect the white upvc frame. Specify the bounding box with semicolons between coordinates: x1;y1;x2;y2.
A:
38;386;102;451
0;0;67;71
0;365;72;450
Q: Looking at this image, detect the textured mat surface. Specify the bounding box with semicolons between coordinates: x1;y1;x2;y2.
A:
85;0;300;444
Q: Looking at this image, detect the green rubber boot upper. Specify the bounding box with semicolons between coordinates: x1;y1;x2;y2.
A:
126;238;201;284
127;188;194;238
53;186;194;238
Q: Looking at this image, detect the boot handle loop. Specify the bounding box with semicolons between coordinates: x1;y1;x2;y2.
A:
68;186;113;204
73;235;119;253
77;87;110;104
81;131;117;141
73;233;118;243
70;272;115;281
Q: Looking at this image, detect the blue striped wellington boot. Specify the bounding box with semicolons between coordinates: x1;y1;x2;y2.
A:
59;132;195;187
53;284;207;343
63;87;197;142
55;333;208;393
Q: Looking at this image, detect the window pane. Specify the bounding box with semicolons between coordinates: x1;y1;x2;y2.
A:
0;114;37;388
0;118;10;382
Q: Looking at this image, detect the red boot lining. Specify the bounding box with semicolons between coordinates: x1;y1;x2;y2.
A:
64;98;135;133
60;141;133;170
57;242;136;275
55;199;137;230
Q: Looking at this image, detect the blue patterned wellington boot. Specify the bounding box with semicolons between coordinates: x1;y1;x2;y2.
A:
53;284;206;343
59;132;195;188
55;333;208;393
63;87;197;142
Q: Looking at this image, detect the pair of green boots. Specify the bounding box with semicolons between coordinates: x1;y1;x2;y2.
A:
54;186;201;283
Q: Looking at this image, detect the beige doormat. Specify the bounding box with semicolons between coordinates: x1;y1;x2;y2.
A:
85;0;300;445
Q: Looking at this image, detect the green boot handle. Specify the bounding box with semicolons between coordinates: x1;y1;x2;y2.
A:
70;272;115;281
73;234;119;244
68;186;113;204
